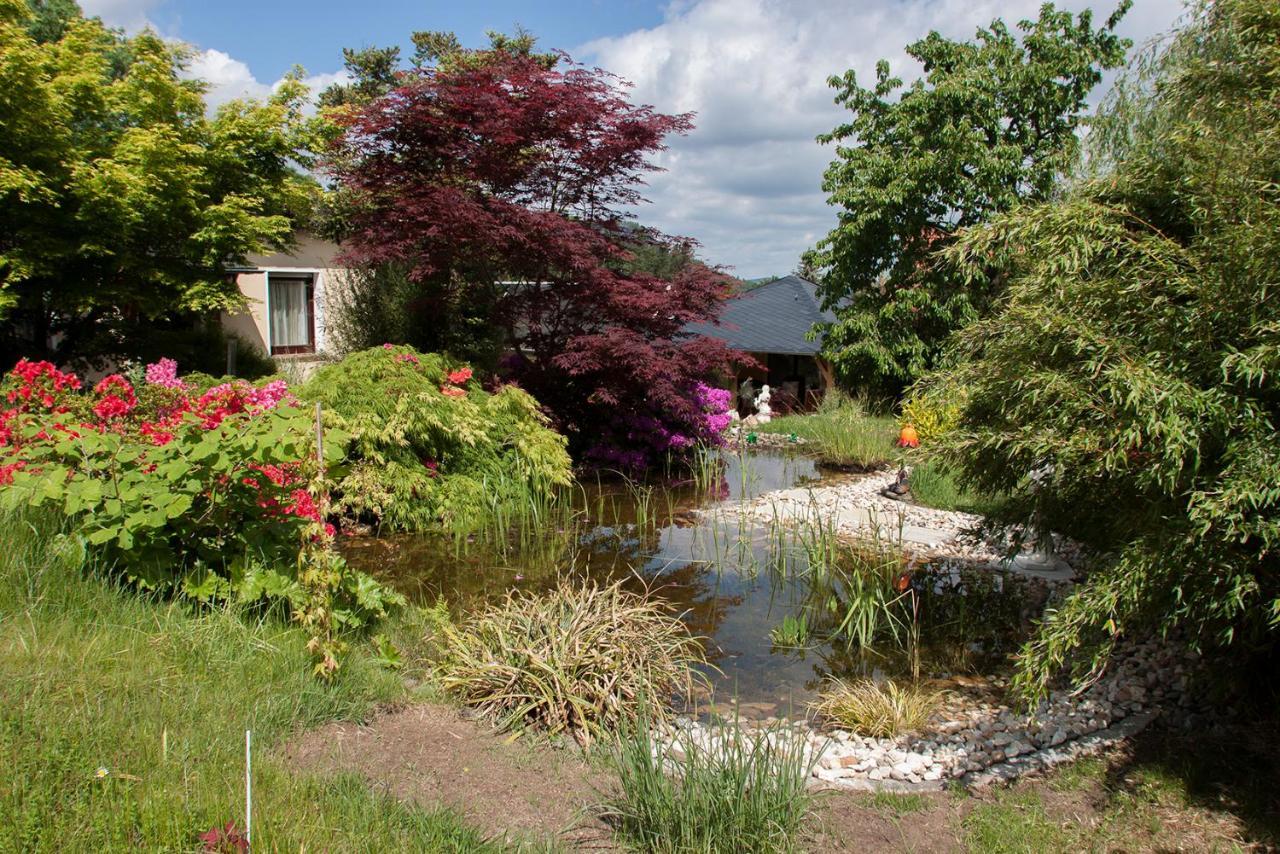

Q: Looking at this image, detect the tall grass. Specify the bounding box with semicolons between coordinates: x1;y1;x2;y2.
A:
908;458;1001;516
0;514;496;852
756;393;898;469
606;716;818;853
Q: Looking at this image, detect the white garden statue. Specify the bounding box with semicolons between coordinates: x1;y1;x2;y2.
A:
754;384;772;423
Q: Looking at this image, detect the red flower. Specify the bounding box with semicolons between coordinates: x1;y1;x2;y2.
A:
447;367;473;385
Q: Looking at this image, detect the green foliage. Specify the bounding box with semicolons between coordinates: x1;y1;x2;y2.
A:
0;514;495;851
757;394;898;468
606;716;817;854
810;678;941;738
435;579;708;745
929;0;1280;703
13;404;330;584
0;0;321;364
808;3;1130;397
300;345;572;532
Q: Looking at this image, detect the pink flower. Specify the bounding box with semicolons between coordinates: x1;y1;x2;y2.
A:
144;358;185;389
441;385;466;399
447;367;473;385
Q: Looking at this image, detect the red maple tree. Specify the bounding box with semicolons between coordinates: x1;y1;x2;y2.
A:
329;47;740;467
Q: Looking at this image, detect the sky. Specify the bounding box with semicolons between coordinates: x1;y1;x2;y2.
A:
80;0;1189;279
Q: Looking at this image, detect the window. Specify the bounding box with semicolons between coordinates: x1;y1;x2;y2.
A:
268;275;315;355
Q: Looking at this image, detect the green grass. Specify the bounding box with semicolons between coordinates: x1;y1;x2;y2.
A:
606;717;817;853
907;458;1002;516
859;791;933;817
962;790;1065;853
0;516;500;852
756;397;898;469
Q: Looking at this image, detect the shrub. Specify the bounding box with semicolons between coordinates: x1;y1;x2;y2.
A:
605;716;817;854
898;384;963;446
299;345;572;532
810;678;941;738
932;0;1280;702
0;358;403;674
434;579;708;745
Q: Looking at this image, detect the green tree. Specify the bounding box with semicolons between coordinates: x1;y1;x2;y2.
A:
0;0;319;366
808;3;1130;397
930;0;1280;702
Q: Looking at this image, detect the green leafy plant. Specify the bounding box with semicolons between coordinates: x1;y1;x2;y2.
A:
769;613;812;650
434;579;708;745
811;678;941;738
300;345;572;533
605;715;817;854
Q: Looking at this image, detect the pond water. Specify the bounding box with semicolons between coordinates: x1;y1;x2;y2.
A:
342;451;1047;711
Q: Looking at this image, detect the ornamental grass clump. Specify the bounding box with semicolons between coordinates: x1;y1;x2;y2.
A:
811;678;941;738
435;579;708;745
605;715;817;854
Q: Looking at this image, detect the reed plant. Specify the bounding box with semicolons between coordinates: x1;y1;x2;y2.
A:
756;393;897;469
435;579;709;745
811;678;942;738
605;716;818;853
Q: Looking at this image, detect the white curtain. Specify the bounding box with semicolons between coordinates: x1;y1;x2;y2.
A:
269;278;310;348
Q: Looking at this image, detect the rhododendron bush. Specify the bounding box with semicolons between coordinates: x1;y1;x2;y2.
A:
0;358;403;672
299;345;572;532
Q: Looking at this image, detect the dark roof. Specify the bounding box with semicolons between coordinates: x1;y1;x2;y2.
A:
685;275;836;356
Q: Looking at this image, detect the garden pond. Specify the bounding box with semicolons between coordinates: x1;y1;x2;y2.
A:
342;450;1055;712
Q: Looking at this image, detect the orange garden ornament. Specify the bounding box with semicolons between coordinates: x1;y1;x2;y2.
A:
898;423;920;448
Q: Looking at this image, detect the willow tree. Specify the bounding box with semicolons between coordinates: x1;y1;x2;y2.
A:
808;4;1130;398
931;0;1280;702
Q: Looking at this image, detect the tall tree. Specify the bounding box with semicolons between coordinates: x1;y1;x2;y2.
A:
328;39;737;466
808;3;1130;397
0;0;319;367
931;0;1280;701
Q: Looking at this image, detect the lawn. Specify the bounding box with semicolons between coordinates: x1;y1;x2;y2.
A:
0;516;500;852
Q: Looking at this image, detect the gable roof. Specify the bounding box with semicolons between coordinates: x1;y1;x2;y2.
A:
685;275;835;356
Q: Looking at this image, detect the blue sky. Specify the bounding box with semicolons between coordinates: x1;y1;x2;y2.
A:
81;0;1188;278
143;1;666;85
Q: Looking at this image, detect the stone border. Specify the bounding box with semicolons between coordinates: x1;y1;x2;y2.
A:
655;642;1195;794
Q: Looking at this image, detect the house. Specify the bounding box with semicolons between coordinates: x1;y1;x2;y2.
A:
685;274;836;412
221;233;347;367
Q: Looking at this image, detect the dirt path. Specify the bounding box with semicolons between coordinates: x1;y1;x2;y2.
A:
285;703;1268;852
283;702;616;849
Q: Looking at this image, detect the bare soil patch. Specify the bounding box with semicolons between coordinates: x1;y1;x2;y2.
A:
283;702;616;849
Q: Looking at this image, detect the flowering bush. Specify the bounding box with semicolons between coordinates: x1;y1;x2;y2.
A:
0;358;403;674
300;345;572;532
582;381;735;472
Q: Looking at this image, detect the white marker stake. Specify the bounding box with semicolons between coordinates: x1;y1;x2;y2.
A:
245;729;253;850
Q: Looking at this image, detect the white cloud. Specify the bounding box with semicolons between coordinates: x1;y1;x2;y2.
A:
182;50;350;113
78;0;165;32
582;0;1187;278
